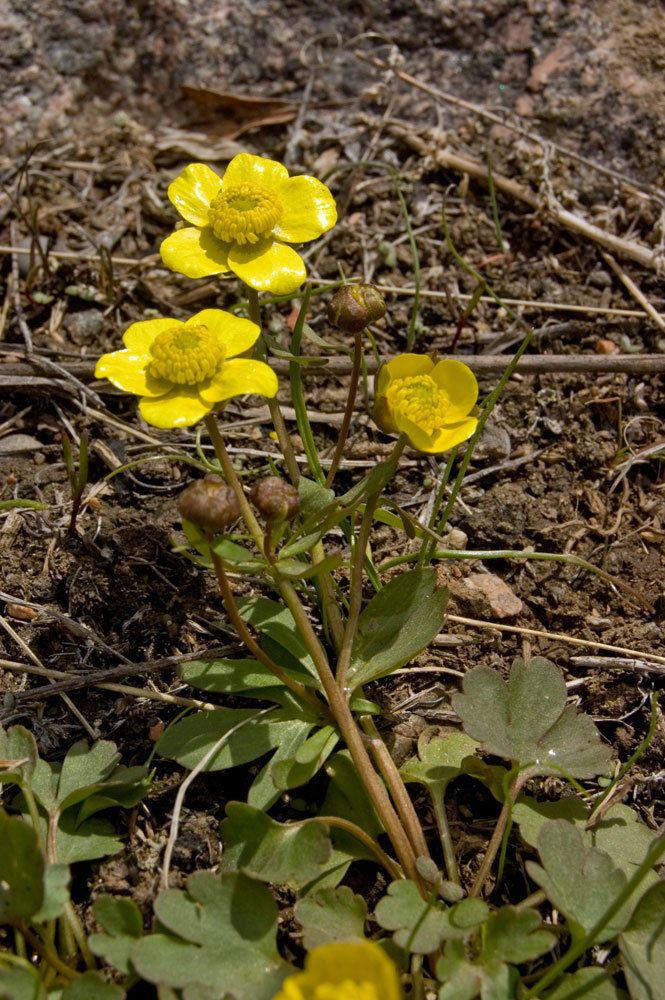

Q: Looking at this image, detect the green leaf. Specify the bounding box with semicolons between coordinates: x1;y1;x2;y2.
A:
298;477;335;520
514;799;658;880
220;801;332;889
375;880;489;953
89;896;144;975
294;886;367;950
178;657;306;707
452;658;613;778
155;707;316;772
59;973;125;1000
0;811;44;923
274;553;343;580
271;725;339;790
545;968;627;1000
130;871;291;999
0;725;38;788
347;569;449;689
482;907;555;963
400;732;480;796
322;750;384;840
236;597;320;684
437;941;516;1000
619;880;665;1000
247;721;316;810
33;864;70;922
0;965;47;1000
55;812;124;864
526;820;630;941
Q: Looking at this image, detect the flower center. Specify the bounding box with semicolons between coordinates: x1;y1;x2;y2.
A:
149;324;225;385
312;981;377;1000
386;374;450;435
208;182;282;245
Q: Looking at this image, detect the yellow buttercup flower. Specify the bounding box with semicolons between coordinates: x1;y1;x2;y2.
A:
160;154;337;295
95;309;277;429
272;941;402;1000
372;354;478;453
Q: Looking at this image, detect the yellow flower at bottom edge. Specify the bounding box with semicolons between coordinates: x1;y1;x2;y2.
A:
272;941;402;1000
160;153;337;295
94;309;277;429
372;353;479;453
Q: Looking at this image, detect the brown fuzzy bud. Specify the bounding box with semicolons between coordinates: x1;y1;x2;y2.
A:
250;476;300;522
178;475;241;535
327;283;386;334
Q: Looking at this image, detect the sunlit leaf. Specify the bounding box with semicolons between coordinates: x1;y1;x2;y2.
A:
376;880;488;953
295;886;367;950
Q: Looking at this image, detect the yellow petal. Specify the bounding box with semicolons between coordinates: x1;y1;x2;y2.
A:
431;360;479;421
199;358;278;404
273;175;337;242
167;163;221;225
138;385;212;429
428;416;478;453
383;354;434;384
95;350;171;397
187;309;260;358
160;227;230;278
222;152;289;191
122;317;180;352
306;942;401;998
227;238;306;294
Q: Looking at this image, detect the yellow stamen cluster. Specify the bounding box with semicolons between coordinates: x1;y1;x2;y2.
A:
208;182;282;245
149;325;225;385
385;374;450;436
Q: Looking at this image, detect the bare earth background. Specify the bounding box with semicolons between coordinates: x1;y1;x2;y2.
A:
0;0;663;943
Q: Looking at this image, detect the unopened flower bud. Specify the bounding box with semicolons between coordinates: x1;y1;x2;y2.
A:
327;283;386;334
251;476;300;522
178;475;241;535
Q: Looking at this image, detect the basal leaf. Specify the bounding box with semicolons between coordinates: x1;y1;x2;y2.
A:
179;657;316;704
0;965;47;1000
376;880;488;953
619;880;665;1000
294;886;367;950
436;941;518;1000
452;658;612;778
220;801;331;889
347;569;449;689
89;896;144;975
247;721;316;810
514;799;658;880
271;725;339;791
546;968;627;1000
322;750;384;840
60;972;125;1000
400;732;480;796
156;707;315;772
131;871;291;999
33;863;70;922
526;820;630;941
0;811;44;924
482;907;554;964
55;812;124;864
236;597;320;684
0;725;38;789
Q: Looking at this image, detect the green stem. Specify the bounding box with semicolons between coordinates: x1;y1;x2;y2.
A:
469;770;526;898
360;713;430;861
336;491;380;693
429;786;461;886
211;552;326;714
418;445;458;565
16;924;77;980
313;816;403;881
324;328;363;488
204;414;265;552
278;576;422;887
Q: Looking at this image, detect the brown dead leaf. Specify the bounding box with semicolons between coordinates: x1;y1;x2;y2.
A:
181;86;296;139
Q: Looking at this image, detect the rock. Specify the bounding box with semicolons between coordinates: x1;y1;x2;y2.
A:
451;573;523;619
0;434;42;455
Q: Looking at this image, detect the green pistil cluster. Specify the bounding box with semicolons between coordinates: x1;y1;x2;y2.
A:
149;325;225;385
208;182;282;245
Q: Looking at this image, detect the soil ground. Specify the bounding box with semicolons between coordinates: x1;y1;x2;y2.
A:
0;0;664;976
